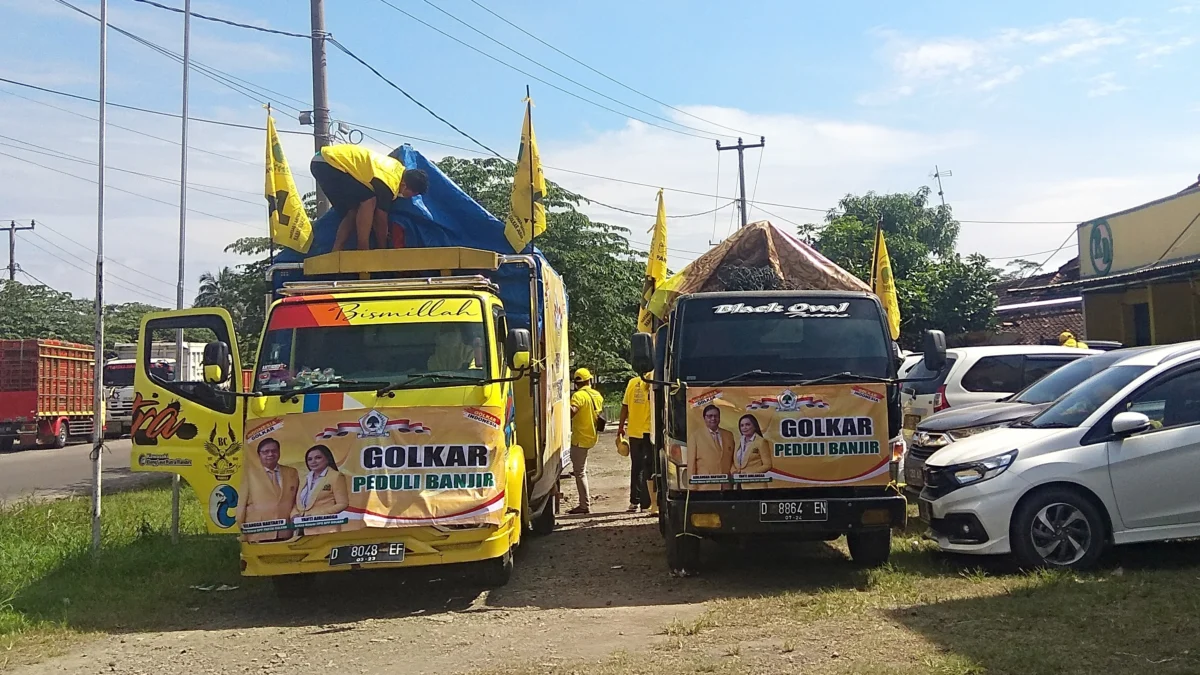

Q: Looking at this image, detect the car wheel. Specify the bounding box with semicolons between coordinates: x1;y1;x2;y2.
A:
52;422;69;449
1011;488;1106;570
664;505;700;573
0;437;14;453
847;529;892;567
530;496;555;536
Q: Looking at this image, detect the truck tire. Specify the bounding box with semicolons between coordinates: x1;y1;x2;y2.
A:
271;574;312;599
52;421;69;449
664;507;700;573
0;437;13;453
847;529;892;567
531;496;555;536
480;548;514;587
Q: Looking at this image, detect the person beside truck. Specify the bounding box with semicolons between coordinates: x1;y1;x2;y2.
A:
568;368;603;515
618;373;654;513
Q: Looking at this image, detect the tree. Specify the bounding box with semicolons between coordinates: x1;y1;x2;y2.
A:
436;157;644;378
801;187;998;346
192;238;269;365
999;258;1043;280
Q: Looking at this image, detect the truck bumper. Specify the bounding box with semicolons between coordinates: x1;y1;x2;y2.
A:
666;492;907;537
240;511;521;577
104;418;131;436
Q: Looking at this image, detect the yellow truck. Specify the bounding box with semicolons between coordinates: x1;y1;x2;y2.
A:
130;246;570;593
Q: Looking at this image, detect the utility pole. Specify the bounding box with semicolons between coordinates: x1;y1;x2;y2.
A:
310;0;331;217
2;220;34;281
91;0;108;555
716;136;765;228
171;0;193;545
932;165;952;208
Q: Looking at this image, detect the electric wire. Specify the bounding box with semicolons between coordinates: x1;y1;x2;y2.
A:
19;231;179;304
128;0;309;38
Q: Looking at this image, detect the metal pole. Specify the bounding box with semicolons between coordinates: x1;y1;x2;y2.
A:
716;137;765;229
7;223;14;281
91;0;108;555
170;0;193;545
934;165;947;209
310;0;331;217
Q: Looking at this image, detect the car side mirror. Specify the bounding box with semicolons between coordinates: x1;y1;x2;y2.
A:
506;328;532;370
1112;411;1152;437
922;330;947;372
202;341;230;384
631;332;655;375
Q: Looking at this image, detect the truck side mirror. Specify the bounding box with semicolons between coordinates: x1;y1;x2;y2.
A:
506;328;532;370
631;333;655;375
922;329;947;372
202;341;230;384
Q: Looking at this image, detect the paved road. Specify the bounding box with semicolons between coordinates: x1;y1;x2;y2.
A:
0;439;162;504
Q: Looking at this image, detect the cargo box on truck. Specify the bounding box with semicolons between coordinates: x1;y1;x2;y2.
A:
0;339;95;451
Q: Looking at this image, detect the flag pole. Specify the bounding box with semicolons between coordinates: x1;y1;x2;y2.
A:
170;0;193;545
870;216;882;291
90;0;108;554
525;84;534;254
266;104;275;262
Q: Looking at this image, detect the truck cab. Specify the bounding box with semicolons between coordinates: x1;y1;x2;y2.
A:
130;246;570;592
633;290;945;570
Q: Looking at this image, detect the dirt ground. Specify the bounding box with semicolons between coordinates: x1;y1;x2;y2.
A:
11;434;709;675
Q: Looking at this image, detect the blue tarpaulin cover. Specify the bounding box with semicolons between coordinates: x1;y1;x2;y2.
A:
272;145;548;330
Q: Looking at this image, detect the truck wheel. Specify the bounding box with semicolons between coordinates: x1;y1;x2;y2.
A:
271;574;312;599
480;548;514;587
664;510;700;573
847;529;892;567
531;497;555;536
0;437;13;453
52;422;69;449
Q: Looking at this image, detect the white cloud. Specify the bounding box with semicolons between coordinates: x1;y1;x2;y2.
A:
977;66;1025;92
1169;2;1198;13
1086;72;1126;97
1040;36;1128;63
1137;36;1196;60
894;40;985;79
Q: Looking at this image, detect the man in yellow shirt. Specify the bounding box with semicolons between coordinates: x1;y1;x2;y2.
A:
1059;331;1089;349
618;373;654;513
568;368;604;515
310;144;429;252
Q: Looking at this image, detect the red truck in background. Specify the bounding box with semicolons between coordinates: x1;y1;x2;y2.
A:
0;339;95;452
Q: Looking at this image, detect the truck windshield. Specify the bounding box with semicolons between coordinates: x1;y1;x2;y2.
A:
673;296;892;384
104;362;173;387
255;299;490;393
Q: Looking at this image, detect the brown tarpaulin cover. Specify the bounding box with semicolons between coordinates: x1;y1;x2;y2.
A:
649;220;869;318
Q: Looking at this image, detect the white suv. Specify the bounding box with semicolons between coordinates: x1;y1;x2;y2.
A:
919;341;1200;569
901;346;1096;440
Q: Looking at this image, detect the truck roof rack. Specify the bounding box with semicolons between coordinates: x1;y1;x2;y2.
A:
302;247;501;277
279;274;500;297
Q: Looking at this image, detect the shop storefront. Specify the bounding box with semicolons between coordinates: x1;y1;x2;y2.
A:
1016;183;1200;347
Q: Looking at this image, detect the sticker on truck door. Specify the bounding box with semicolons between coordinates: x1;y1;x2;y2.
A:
683;384;890;490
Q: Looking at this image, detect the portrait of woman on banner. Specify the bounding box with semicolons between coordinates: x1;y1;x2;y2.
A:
292;444;349;535
731;413;772;488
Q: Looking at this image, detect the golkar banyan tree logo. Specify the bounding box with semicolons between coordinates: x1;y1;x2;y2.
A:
713;302;851;318
313;410;431;441
747;389;829;411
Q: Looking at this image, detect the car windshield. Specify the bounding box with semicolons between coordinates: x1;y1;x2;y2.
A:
1013;352;1129;404
1026;365;1150;428
672;296;892;383
255;297;490;393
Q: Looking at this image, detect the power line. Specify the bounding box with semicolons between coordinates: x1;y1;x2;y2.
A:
466;0;760;138
0;150;262;232
25;230;180;303
1014;229;1079;288
0;87;259;167
372;0;719;141
17;268;56;289
0;76;309;135
990;244;1079;261
33;218;196;291
412;0;732;140
326;37;508;160
19;231;178;305
128;0;309;38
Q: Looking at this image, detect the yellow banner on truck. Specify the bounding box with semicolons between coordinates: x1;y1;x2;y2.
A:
236;403;511;543
683;384;890;490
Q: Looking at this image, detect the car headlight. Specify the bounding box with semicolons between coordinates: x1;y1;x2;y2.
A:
913;431;951;448
948;450;1018;487
949;422;1006;439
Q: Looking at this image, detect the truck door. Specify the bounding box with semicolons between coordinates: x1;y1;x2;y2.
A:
130;309;245;534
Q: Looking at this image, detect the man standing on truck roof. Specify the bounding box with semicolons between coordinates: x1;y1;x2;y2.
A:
310;144;429;252
568;368;604;515
618;373;654;514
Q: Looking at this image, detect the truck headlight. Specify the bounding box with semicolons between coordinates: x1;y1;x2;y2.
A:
948;450;1018;487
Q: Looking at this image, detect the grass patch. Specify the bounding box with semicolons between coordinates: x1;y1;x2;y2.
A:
0;485;244;667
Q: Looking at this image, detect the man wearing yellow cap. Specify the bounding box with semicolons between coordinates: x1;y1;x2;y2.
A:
568;368;604;515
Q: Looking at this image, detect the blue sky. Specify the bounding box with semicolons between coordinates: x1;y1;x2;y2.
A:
2;0;1197;303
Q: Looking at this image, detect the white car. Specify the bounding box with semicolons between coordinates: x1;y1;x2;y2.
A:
902;345;1096;440
919;341;1200;569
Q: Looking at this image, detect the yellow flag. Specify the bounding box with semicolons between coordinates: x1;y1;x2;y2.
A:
873;227;901;339
637;190;669;333
265;112;312;253
503;99;547;253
